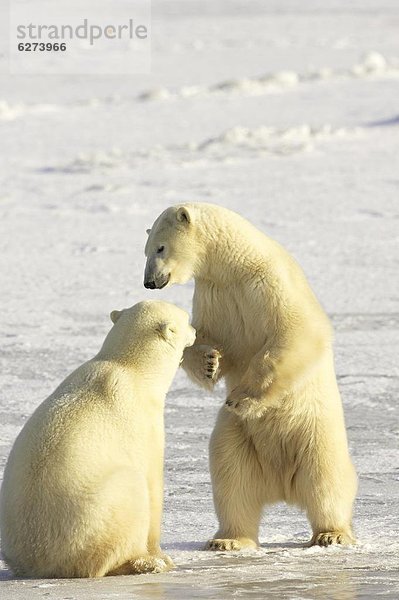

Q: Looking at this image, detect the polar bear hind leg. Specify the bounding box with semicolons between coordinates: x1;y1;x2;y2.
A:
296;459;357;547
99;469;174;576
205;409;265;551
67;470;156;578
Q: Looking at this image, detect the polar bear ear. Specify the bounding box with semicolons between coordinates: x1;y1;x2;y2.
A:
110;310;123;324
146;228;151;235
176;206;191;225
156;322;177;343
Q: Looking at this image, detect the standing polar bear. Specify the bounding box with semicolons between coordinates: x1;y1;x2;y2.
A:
0;301;195;578
144;203;357;549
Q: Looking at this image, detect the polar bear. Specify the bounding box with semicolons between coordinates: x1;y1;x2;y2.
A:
144;203;357;549
0;300;195;578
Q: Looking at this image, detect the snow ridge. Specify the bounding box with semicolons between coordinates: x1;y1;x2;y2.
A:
47;123;360;174
138;52;399;102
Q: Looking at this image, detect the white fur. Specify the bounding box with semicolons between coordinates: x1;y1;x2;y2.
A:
0;301;195;577
145;203;357;549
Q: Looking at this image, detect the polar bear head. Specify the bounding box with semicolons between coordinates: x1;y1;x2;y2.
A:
144;205;198;289
102;301;195;367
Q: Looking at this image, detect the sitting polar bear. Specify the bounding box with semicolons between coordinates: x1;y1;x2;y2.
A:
144;203;357;549
0;301;195;578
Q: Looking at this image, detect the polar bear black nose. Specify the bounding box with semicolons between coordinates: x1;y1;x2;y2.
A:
144;280;157;289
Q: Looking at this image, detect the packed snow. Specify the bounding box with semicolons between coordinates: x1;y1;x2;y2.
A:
0;1;398;598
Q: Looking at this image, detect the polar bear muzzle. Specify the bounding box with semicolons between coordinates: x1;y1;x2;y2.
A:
144;267;170;289
144;274;170;290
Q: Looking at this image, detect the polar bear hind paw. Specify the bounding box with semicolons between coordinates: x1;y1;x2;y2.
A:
157;552;175;569
205;538;258;551
310;531;355;547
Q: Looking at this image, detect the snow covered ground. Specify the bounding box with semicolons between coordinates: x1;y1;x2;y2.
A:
1;1;399;597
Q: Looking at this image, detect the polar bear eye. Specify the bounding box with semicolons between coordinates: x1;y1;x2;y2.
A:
157;246;165;254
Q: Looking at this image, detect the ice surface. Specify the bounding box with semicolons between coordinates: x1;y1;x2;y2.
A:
1;1;399;598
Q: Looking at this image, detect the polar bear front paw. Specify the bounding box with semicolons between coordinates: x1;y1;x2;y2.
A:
204;347;221;381
225;387;266;419
108;554;174;575
183;344;221;389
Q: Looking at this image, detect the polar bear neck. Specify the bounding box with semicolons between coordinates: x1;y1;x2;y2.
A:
96;328;181;392
191;205;276;286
